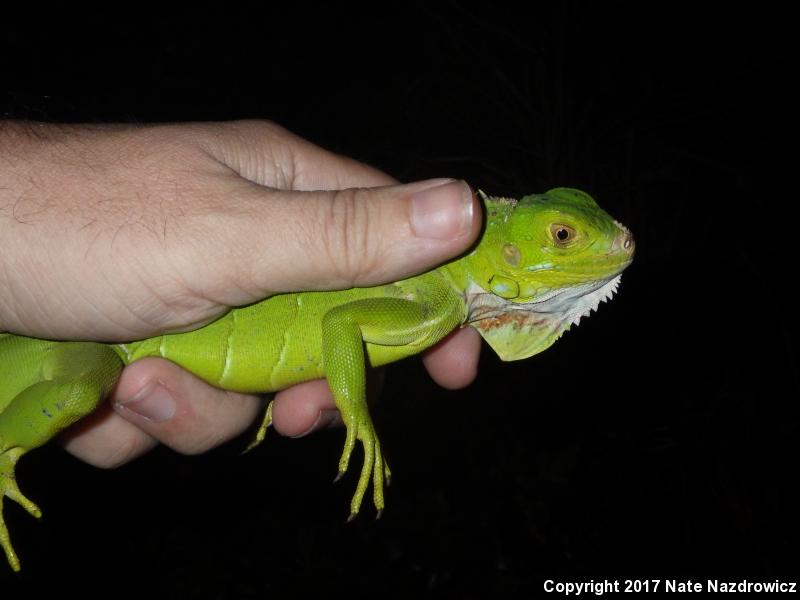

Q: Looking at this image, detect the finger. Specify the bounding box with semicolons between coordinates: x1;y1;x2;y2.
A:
190;178;481;305
62;367;343;464
106;358;264;455
270;379;341;438
61;402;159;468
421;327;481;389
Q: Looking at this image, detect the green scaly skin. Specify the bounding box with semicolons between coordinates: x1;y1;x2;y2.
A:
0;188;634;571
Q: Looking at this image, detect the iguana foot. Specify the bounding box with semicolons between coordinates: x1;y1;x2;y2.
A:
337;415;391;520
1;448;41;572
243;400;274;454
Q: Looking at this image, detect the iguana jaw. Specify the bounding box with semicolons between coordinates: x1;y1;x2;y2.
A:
530;273;622;327
466;273;621;324
465;273;624;361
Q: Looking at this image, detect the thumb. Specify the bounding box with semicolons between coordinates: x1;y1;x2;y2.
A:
209;178;481;298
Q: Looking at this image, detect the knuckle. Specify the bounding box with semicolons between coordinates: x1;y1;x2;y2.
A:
317;188;378;286
229;119;288;139
171;389;260;455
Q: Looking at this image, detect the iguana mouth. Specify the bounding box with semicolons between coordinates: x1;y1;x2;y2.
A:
466;274;623;330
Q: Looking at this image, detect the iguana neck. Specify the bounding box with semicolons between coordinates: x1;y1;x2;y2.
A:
436;195;525;300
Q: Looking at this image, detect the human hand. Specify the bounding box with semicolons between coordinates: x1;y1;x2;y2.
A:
0;120;482;466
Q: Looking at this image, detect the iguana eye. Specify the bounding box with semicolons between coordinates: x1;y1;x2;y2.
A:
550;224;576;246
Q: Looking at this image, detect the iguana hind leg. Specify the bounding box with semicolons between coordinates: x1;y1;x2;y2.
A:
0;341;122;571
321;296;458;520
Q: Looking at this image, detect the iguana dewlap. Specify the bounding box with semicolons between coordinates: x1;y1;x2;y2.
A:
0;188;634;571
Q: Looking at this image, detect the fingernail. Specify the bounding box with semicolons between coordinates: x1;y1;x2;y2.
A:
409;179;474;240
291;409;340;438
115;381;176;422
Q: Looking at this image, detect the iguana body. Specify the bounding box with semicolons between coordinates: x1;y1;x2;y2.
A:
0;188;634;571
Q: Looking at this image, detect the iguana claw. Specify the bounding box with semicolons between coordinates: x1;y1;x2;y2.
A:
243;400;274;454
1;448;42;572
336;414;391;520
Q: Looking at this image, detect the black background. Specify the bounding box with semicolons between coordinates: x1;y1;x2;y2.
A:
1;3;796;598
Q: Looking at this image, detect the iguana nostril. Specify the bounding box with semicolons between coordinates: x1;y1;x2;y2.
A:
623;232;634;252
614;229;634;254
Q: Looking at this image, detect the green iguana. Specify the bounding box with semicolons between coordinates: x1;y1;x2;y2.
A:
0;188;634;571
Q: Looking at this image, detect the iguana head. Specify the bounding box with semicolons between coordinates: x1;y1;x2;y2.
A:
445;187;634;361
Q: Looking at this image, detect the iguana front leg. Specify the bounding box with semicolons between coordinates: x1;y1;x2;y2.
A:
0;341;122;571
320;296;462;519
